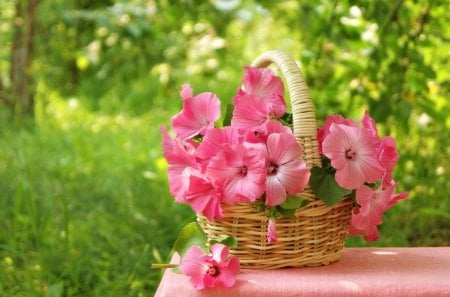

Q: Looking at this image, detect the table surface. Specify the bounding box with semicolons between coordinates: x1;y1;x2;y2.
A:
155;247;450;297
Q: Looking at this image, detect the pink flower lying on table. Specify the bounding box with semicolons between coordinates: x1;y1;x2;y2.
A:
180;243;240;290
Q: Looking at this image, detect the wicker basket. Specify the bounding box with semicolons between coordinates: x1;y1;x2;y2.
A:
197;50;353;269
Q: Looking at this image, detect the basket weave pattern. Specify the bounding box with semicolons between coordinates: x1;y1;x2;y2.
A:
197;51;353;269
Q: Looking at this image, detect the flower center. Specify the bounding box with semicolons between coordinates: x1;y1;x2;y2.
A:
253;129;263;138
345;148;355;160
240;165;248;175
207;265;219;276
268;164;278;175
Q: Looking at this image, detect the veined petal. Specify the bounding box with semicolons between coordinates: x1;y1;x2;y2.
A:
231;94;270;131
206;144;266;203
276;160;310;195
180;245;208;277
360;110;379;138
210;243;229;263
185;172;223;221
267;132;302;165
241;67;284;98
216;255;240;287
196;127;241;162
334;161;366;189
172;91;221;138
265;175;287;206
318;116;358;154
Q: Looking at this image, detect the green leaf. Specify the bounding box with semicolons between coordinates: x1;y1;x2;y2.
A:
172;222;207;258
309;166;351;206
279;112;293;127
279;196;309;209
210;235;238;249
275;207;296;218
253;198;266;213
222;103;234;126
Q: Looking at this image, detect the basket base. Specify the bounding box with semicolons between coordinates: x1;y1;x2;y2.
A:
197;198;353;269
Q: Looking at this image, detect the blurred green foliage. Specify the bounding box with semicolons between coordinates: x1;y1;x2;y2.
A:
0;0;449;296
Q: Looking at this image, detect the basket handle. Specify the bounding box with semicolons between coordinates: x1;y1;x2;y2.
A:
251;50;321;168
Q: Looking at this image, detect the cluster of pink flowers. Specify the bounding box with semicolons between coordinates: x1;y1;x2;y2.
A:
161;67;310;222
161;65;409;291
317;112;409;241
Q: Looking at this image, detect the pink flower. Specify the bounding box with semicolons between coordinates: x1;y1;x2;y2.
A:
349;183;408;242
161;126;199;202
267;219;277;244
360;110;379;139
183;168;223;221
234;67;286;117
378;136;399;188
231;94;272;133
317;114;358;154
179;244;240;290
322;124;385;189
195;127;241;165
171;84;221;139
206;143;266;204
243;120;291;144
264;132;310;206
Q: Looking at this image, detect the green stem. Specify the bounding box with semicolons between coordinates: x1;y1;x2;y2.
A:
151;263;177;269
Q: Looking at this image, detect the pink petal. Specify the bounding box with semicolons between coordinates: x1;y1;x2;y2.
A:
267;219;277;244
210;243;229;263
317;114;358;154
179;245;207;277
160;125;174;155
324;124;384;189
334;161;367;189
231;94;270;132
195;127;241;162
360;110;379;138
378;136;399;187
267;132;302;165
243;120;290;143
276;160;310;195
172;91;221;138
161;130;199;202
185;171;223;221
265;174;287;206
216;254;240;287
206;144;266;203
236;67;286;117
180;84;193;101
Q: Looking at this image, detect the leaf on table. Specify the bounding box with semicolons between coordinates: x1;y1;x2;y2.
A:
172;222;208;258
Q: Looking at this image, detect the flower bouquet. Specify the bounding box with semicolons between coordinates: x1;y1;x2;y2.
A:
156;51;408;289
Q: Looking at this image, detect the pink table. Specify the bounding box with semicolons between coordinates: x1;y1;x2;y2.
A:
155;247;450;297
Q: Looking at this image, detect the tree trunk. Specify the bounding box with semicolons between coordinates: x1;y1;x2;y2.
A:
10;0;40;114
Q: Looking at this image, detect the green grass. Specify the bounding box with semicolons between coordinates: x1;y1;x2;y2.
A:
0;95;194;296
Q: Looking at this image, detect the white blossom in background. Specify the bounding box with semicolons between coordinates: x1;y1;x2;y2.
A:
362;23;379;45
